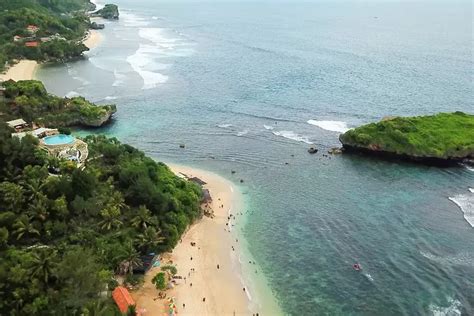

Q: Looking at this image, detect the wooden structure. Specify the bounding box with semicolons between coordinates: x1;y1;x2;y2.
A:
7;118;28;131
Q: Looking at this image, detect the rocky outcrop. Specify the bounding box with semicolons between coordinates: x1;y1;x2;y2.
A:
93;4;119;19
80;106;116;127
339;112;474;166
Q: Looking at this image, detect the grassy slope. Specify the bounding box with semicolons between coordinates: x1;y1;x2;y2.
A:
339;112;474;159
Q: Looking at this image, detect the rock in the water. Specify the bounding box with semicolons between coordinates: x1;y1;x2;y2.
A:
328;147;343;155
308;147;318;154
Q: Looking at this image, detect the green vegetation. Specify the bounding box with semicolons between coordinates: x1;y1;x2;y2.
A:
152;272;167;290
0;122;202;314
1;80;116;127
0;0;94;71
94;4;120;19
339;112;474;161
161;264;178;275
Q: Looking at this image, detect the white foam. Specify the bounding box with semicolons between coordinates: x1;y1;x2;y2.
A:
152;16;159;20
65;91;80;98
112;70;126;87
90;0;104;11
429;297;462;316
237;129;249;136
307;120;350;133
126;44;169;90
263;124;274;130
217;124;233;128
272;130;313;144
104;96;117;101
448;189;474;227
120;11;150;27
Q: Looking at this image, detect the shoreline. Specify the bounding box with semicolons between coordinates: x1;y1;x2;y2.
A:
131;163;281;315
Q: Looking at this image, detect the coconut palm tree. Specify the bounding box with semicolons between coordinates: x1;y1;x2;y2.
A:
130;205;155;230
116;241;142;275
0;181;24;212
98;206;123;231
13;215;40;240
30;248;58;287
82;300;111;316
135;226;164;253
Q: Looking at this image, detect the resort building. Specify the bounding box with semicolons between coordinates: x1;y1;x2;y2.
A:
7;118;28;131
26;25;39;34
112;287;136;314
25;41;39;47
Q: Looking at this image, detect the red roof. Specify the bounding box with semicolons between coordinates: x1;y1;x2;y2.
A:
25;41;39;47
112;286;136;313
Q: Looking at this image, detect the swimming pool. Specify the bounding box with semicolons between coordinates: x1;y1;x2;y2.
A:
43;134;75;146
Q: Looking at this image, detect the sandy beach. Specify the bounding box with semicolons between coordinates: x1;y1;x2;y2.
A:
131;164;257;315
0;60;38;81
83;29;103;49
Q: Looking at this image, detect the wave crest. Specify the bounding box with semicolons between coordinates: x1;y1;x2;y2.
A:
307;120;349;133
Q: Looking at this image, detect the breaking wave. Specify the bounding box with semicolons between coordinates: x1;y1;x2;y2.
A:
263;124;274;130
272;130;313;144
217;124;233;128
448;188;474;227
307;120;350;133
428;297;461;316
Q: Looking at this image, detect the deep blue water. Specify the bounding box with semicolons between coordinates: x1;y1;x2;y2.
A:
38;0;474;314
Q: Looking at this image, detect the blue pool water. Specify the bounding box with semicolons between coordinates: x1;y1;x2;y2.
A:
43;134;75;145
37;0;473;314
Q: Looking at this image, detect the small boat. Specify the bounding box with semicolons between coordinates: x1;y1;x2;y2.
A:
353;263;362;271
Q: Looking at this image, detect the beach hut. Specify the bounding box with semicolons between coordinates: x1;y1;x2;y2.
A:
189;176;207;186
112;286;136;314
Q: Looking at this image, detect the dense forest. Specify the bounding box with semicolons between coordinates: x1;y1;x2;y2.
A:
0;0;94;71
1;80;116;127
0;122;202;314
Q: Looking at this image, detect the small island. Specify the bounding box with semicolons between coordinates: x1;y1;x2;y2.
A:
1;80;116;127
339;112;474;165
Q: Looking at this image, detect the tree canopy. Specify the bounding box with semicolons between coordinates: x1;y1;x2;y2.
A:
0;120;202;314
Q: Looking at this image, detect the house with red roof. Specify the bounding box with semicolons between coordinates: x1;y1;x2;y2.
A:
25;41;39;47
112;287;136;314
26;25;39;34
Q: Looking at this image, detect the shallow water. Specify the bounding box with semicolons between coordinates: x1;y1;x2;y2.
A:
37;0;474;314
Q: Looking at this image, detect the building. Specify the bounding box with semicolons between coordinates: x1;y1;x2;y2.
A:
25;41;39;47
112;287;136;314
26;25;39;34
13;35;22;42
7;118;28;131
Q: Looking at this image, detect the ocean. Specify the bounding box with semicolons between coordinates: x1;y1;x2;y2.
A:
36;0;474;314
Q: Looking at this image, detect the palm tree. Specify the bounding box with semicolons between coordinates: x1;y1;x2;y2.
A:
22;178;46;202
30;248;58;287
116;241;142;275
98;206;123;231
28;192;49;222
130;205;155;229
82;300;110;316
0;181;24;212
136;227;164;253
126;305;137;316
13;215;40;240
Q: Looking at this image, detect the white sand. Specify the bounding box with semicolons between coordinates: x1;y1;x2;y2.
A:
83;29;103;49
0;60;38;81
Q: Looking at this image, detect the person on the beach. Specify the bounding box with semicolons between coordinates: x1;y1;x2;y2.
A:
203;297;206;302
217;264;220;269
190;256;193;260
183;303;185;309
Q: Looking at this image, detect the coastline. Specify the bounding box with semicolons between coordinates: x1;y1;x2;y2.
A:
0;60;38;81
83;23;103;49
131;163;281;315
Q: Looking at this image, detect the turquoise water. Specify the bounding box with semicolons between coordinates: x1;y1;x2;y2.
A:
43;134;75;145
37;0;473;314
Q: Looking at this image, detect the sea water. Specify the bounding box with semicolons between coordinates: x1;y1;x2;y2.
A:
37;0;474;314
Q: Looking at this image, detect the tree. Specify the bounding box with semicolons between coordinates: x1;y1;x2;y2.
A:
152;272;166;290
98;206;122;231
135;226;164;253
30;248;58;288
13;215;40;240
130;205;155;229
116;241;142;275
